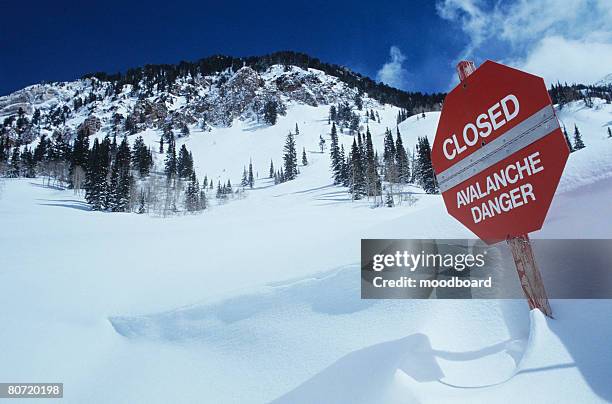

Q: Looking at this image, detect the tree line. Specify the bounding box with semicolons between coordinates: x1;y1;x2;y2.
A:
327;121;437;206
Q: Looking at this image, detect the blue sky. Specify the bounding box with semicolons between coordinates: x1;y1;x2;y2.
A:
1;0;611;96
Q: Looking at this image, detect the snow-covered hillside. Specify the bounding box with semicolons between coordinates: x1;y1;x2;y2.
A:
1;87;612;402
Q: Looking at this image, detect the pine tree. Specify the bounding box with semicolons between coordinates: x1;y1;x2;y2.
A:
269;159;274;178
105;137;131;212
302;147;308;166
329;105;337;123
279;167;285;183
70;129;90;187
365;127;381;196
415;137;438;194
132;136;152;177
573;124;585;150
177;144;193;179
32;134;47;164
608;127;612;138
342;147;351;188
107;162;121;211
350;138;366;199
241;166;249;187
283;132;298;181
248;160;254;188
159;134;164;153
395;127;410;183
22;147;36;178
185;172;201;212
383;128;397;182
263;101;278;125
164;133;177;180
295;123;299;135
85;138;102;210
216;181;223;199
329;123;343;183
563;126;574;153
9;146;21;177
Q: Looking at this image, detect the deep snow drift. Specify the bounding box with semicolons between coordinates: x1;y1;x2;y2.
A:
1;99;612;403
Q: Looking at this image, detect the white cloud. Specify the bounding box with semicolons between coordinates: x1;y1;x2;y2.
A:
436;0;612;85
376;46;409;89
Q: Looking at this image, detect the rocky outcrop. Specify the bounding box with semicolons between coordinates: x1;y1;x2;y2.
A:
77;115;101;136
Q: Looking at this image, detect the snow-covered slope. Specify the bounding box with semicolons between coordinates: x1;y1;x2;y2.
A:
1;61;612;403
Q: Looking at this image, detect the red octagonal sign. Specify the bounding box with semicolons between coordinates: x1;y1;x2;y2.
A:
432;60;570;243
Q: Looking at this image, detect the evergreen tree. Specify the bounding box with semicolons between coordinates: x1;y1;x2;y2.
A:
295;123;299;135
608;127;612;138
132;136;152;177
85;138;109;211
563;126;574;152
241;166;249;187
159;134;164;153
106;136;132;212
107;162;121;211
269;159;274;178
383;128;397;181
263;101;278;125
33;134;48;164
216;181;223;199
302;147;308;166
22;147;36;178
329;105;337;123
177;144;194;179
338;144;349;187
248;159;254;188
365;127;381;196
185;172;201;212
329;123;343;183
164;133;177;180
395;127;410;183
573;124;585;150
350;138;366;199
9;146;21;177
279;167;285;183
0;136;8;168
354;92;363;110
415;137;438;194
283;132;298;181
70;129;90;187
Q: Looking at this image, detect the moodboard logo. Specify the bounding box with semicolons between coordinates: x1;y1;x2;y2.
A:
361;239;612;299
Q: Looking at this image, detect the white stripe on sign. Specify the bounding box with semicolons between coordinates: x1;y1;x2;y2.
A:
437;105;559;193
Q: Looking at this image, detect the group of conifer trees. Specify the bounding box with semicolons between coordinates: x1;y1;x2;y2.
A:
84;134;154;211
327;121;438;204
329;122;380;200
562;124;587;153
161;132;209;212
271;127;303;184
0;130;72;182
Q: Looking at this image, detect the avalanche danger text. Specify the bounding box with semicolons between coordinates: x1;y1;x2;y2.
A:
457;151;544;224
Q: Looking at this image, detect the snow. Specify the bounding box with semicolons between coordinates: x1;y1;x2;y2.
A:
1;97;612;402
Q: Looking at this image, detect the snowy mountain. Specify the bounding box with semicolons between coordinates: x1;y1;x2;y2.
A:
0;51;443;144
1;53;612;403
